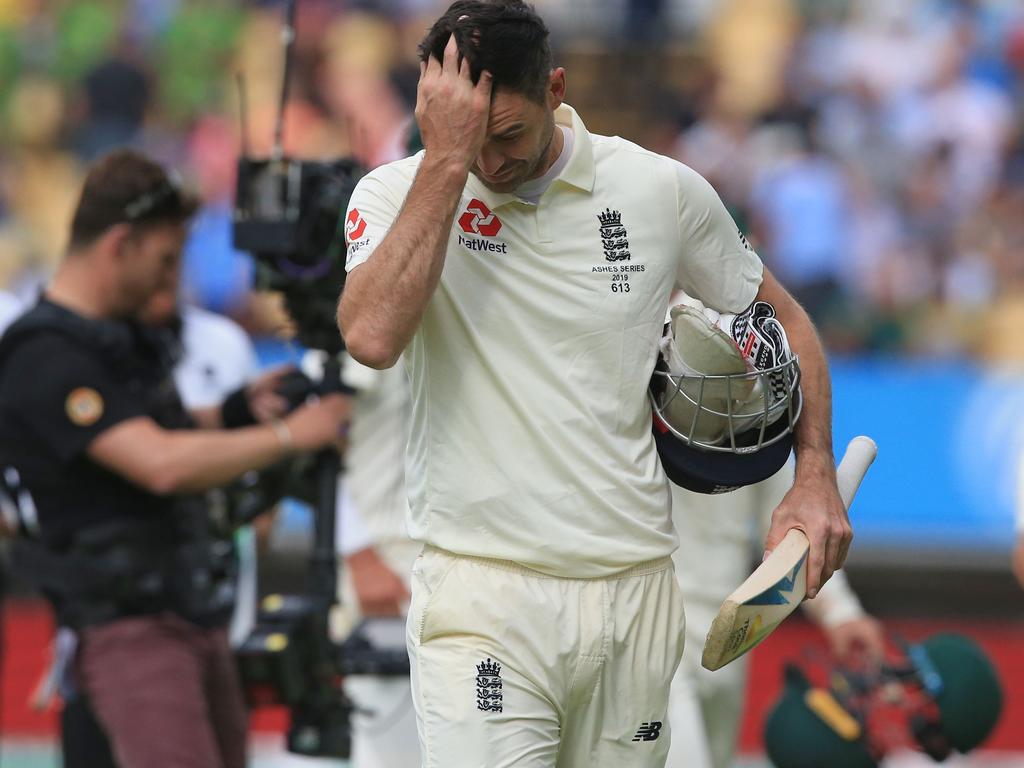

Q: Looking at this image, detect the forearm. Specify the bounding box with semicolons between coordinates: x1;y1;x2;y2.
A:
789;313;835;481
155;422;291;492
756;269;851;589
758;270;835;482
189;406;223;430
339;157;468;368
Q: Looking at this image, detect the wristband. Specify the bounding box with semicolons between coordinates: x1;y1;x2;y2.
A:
221;386;256;428
270;419;294;451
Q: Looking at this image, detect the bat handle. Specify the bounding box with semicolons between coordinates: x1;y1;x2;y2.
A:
776;437;876;550
836;435;878;510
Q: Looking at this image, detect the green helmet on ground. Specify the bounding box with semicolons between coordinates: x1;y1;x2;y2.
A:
764;632;1003;768
764;666;877;768
918;633;1003;753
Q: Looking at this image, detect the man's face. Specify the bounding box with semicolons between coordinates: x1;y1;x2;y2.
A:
115;222;186;320
470;69;566;193
138;284;179;327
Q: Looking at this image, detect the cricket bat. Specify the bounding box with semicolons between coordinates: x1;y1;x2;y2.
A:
700;436;878;671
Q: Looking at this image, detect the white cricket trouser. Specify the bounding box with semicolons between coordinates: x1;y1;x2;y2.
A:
406;546;686;768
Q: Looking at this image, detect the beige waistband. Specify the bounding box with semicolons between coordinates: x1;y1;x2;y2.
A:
421;544;674;581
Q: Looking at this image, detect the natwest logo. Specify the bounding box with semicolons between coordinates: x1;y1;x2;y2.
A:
458;199;502;237
346;208;367;242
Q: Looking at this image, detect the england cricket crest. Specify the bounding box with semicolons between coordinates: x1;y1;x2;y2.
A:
598;208;631;262
476;657;503;712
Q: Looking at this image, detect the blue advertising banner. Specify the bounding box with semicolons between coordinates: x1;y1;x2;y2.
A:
832;358;1024;553
260;341;1023;556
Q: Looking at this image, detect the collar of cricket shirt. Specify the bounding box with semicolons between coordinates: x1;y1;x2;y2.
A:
467;102;596;210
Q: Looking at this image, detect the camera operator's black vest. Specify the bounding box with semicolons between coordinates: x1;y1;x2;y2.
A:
0;302;235;630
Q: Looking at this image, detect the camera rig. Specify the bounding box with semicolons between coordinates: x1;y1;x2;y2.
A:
231;0;409;758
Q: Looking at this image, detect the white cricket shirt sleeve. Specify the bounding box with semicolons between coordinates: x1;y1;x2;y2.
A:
345;160;415;272
801;569;868;628
673;161;763;314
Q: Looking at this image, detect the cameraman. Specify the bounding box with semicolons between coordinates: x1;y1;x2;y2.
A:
0;150;348;768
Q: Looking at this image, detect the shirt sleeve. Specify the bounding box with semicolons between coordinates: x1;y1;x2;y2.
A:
344;165;407;273
800;569;867;628
673;160;764;313
8;335;147;464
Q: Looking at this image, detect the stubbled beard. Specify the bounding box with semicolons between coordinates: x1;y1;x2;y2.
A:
472;117;557;193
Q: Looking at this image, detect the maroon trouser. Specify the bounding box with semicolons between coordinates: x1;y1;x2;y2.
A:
77;612;247;768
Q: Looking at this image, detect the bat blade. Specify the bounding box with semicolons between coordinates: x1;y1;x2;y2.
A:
700;436;878;671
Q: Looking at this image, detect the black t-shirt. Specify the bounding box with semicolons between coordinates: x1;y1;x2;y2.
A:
0;299;187;549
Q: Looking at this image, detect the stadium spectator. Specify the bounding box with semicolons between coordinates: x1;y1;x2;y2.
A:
1;0;1022;357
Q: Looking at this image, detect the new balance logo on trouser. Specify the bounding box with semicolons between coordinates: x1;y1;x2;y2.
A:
406;546;686;767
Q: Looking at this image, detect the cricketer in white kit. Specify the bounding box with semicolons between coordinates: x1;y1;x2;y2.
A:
337;2;851;765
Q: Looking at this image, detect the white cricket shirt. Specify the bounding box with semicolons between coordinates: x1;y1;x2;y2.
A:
345;104;763;577
175;306;259;408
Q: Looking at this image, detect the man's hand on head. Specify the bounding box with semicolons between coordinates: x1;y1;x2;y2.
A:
415;33;492;173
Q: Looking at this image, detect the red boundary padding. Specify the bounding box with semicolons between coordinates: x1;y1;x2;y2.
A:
3;601;1023;753
738;615;1024;754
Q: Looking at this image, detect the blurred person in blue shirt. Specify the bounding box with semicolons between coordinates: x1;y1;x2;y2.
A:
181;206;254;316
180;118;255;317
751;117;853;329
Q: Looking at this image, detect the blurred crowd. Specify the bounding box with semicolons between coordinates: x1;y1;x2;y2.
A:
1;0;1023;361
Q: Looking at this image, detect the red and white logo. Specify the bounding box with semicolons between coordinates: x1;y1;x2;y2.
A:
458;199;502;237
346;208;368;242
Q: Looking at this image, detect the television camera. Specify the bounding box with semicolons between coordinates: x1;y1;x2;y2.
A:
230;0;409;758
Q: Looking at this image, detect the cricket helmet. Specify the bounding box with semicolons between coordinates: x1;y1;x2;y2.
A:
765;666;876;768
920;633;1003;753
764;633;1003;768
649;298;801;493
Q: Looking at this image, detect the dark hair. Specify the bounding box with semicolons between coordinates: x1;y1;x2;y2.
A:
69;149;198;250
418;0;553;103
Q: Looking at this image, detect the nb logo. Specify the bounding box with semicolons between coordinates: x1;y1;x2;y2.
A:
459;199;502;237
632;721;663;742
